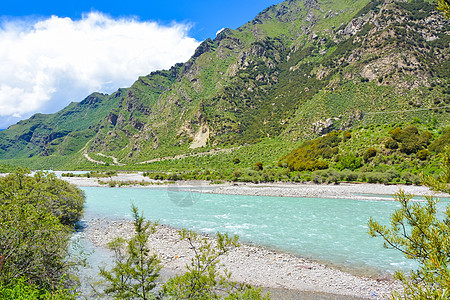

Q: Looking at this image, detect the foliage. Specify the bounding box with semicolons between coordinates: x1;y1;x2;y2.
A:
0;277;77;300
385;138;399;150
437;0;450;19
98;204;161;300
417;149;430;161
253;161;263;171
423;146;450;194
388;126;432;155
368;147;450;299
363;147;377;161
342;130;352;141
162;229;270;299
429;128;450;153
0;169;85;293
280;132;341;171
98;206;269;299
0;168;85;225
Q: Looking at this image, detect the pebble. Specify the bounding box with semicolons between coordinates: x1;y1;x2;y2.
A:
83;218;401;299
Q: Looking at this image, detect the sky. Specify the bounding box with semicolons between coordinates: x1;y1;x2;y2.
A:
0;0;279;129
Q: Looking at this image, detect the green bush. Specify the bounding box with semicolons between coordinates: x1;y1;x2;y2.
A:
365;172;388;184
388;126;433;155
339;169;358;182
385;168;401;182
335;154;363;171
0;169;85;293
385;138;399;150
363;148;377;161
314;160;329;170
0;278;77;300
162;229;270;299
429;127;450;153
416;149;430;161
368;147;450;299
325;169;340;184
99;205;161;299
232;169;242;180
401;171;420;185
253;161;264;171
280;132;341;171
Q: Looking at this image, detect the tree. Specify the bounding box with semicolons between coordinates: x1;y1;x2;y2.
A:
98;204;161;300
162;229;270;299
0;168;85;294
98;207;270;299
437;0;450;19
368;147;450;299
0;168;85;226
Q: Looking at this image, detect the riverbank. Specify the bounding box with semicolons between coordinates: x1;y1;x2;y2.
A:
71;174;449;299
62;172;449;201
83;218;399;299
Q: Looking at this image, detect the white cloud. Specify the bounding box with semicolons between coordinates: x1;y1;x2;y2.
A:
0;12;200;128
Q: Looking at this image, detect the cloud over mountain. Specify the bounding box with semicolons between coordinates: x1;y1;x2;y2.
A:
0;12;199;128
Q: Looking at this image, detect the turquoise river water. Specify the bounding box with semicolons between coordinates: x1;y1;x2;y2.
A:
80;186;449;275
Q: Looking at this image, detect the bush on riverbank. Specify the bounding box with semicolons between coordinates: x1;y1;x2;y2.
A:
0;168;85;297
368;147;450;299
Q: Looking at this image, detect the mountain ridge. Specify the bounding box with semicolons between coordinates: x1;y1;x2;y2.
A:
0;0;448;166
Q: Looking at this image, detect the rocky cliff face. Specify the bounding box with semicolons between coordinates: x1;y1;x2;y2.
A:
0;0;448;162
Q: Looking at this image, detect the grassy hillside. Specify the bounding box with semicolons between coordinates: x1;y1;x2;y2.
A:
0;0;448;173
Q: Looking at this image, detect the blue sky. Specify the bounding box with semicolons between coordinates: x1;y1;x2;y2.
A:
2;0;279;41
0;0;280;129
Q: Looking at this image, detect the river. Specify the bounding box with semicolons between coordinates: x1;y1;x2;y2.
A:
78;186;449;275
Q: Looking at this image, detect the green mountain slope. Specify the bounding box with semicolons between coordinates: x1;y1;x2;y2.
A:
0;92;121;158
0;0;448;168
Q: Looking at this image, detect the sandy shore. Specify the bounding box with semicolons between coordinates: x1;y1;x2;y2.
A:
69;173;449;299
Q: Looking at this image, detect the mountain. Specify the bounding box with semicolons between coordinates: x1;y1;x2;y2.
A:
0;0;448;167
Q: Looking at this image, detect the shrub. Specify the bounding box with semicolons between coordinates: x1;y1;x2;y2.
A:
366;172;387;184
233;158;241;164
232;169;242;180
416;149;430;161
99;205;161;299
326;169;340;184
385;138;399;150
314;160;329;170
368;148;450;300
0;278;77;300
358;172;367;182
0;169;85;292
385;168;400;182
253;161;263;171
340;169;358;182
388;126;433;155
335;154;363;171
401;172;420;185
343;130;351;141
162;229;270;299
363;147;377;161
429;127;450;153
280;132;340;171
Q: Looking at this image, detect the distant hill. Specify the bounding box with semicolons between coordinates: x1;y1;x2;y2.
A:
0;0;448;168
